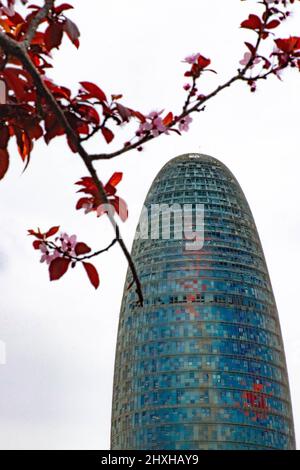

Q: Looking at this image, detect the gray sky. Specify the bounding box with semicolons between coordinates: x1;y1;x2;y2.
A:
0;0;300;449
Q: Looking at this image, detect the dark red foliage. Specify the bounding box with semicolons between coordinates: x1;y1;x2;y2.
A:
0;126;9;148
162;112;173;126
1;0;300;294
0;1;85;163
185;55;212;78
266;19;281;30
32;239;42;250
83;261;100;289
101;127;114;144
28;226;60;240
63;18;80;48
0;1;146;165
46;226;60;238
75;242;91;255
45;22;64;51
0;148;9;179
275;36;300;53
55;3;74;15
105;172;122;188
241;13;281;39
75;173;128;221
273;36;300;69
49;256;71;281
79;81;107;103
28;224;101;287
241;14;263;31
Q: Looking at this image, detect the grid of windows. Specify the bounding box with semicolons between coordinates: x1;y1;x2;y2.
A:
111;154;295;450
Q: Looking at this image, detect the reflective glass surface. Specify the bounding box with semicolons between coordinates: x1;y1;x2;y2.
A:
111;154;295;450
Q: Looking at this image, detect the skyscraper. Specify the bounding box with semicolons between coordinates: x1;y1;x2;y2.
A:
111;153;295;450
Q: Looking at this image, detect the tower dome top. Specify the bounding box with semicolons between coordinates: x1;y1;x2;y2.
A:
165;152;221;165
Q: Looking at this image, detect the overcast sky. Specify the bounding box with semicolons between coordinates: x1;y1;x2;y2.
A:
0;0;300;449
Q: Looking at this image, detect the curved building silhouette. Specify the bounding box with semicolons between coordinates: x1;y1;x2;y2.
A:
111;153;295;450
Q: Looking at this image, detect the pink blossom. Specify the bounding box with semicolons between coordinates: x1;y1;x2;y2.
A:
183;83;191;91
151;116;167;136
183;53;201;65
239;52;260;67
147;111;162;119
138;121;152;135
40;243;60;265
60;233;77;255
138;110;167;137
179;115;193;132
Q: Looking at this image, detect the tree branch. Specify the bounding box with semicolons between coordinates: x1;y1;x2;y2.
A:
88;74;243;162
0;0;284;307
46;237;118;261
0;30;144;306
24;0;54;48
89;8;266;162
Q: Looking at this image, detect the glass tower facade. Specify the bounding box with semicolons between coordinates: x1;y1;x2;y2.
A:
111;153;295;450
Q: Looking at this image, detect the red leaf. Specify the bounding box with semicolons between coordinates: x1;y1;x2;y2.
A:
245;42;256;55
0;148;9;180
44;80;71;100
2;68;28;100
45;226;60;238
63;17;80;48
131;110;145;123
49;257;70;281
32;240;42;250
76;196;92;210
55;3;74;14
162;112;173;126
27;122;43;141
197;55;211;69
44;113;65;143
75;177;98;193
266;19;280;30
101;127;114;144
106;172;123;188
0;126;9;148
104;183;117;196
76;104;100;125
73;38;80;49
275;36;300;54
14;128;32;161
45;22;63;51
28;228;44;239
75;242;91;256
75;121;89;135
112;196;128;222
80;81;107;102
116;103;132;122
83;262;99;289
241;14;262;31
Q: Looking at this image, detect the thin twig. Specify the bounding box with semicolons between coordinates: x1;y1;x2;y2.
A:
88;75;242;161
46;237;118;261
89;5;268;162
